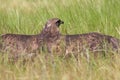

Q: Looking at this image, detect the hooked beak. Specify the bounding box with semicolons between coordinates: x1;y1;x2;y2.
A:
60;21;64;24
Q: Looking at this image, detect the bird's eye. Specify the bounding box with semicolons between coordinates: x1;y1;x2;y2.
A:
56;20;61;27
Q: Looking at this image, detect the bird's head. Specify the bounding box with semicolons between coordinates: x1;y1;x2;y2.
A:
45;18;64;28
41;18;64;37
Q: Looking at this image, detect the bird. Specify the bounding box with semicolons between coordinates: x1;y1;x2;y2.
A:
0;18;64;62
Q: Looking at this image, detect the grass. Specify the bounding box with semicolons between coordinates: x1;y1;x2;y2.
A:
0;0;120;80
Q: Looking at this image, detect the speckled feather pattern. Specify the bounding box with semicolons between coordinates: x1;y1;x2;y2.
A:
0;18;120;61
0;18;64;61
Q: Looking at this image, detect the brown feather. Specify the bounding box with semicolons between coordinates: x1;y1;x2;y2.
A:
0;18;64;62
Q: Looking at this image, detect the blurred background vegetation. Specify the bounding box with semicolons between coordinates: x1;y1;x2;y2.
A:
0;0;120;36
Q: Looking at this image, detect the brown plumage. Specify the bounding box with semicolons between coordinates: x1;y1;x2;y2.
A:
45;32;120;58
0;18;64;62
64;32;120;58
42;19;120;59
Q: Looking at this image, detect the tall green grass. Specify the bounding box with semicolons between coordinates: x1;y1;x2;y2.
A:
0;0;120;80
